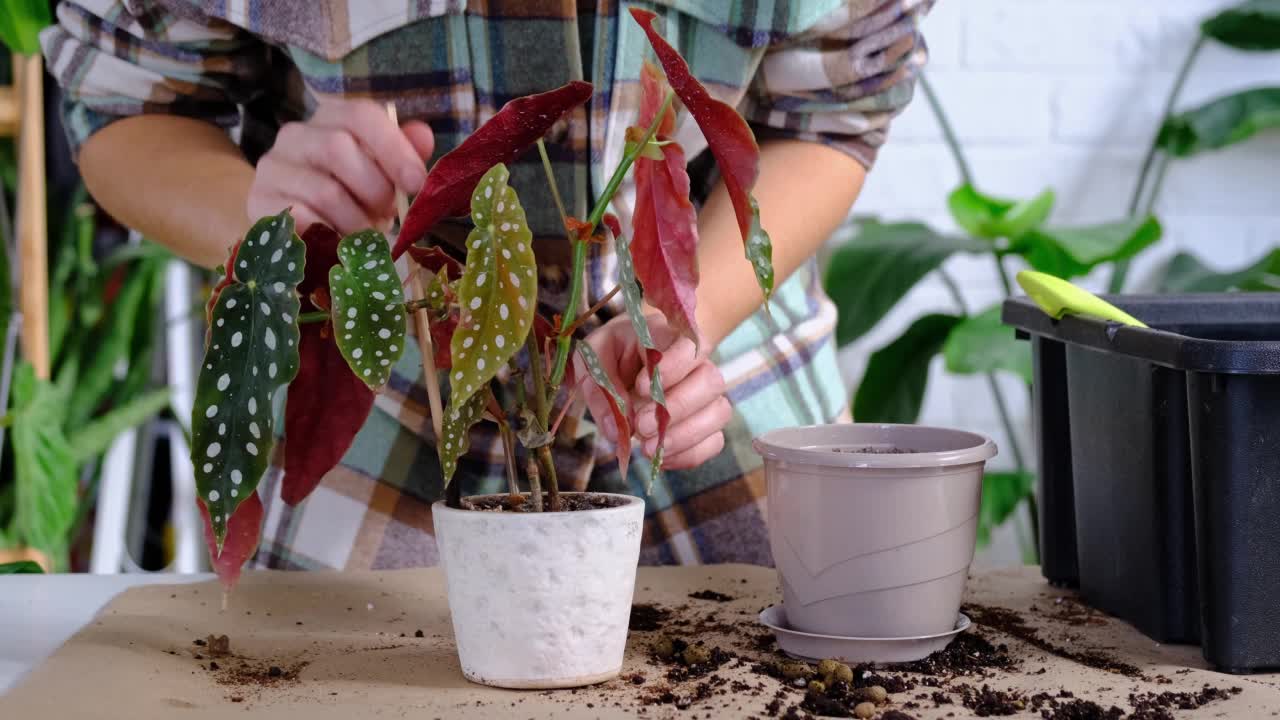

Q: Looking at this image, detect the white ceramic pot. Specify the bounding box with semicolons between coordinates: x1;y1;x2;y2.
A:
754;424;997;638
433;493;645;689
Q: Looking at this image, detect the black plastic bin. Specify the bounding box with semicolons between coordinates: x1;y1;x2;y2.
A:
1003;293;1280;673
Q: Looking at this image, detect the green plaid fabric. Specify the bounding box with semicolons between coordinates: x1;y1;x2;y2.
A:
43;0;932;569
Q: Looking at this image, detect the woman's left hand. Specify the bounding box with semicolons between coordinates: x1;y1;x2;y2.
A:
578;313;732;470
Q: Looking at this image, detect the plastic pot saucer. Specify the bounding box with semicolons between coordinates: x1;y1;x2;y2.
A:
758;605;970;664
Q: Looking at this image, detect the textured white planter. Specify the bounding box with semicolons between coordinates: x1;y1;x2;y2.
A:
433;493;645;689
755;424;996;638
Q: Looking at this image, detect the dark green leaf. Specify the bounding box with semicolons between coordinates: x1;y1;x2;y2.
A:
1155;249;1280;292
943;306;1032;384
439;387;489;486
853;314;961;424
0;560;43;574
1157;87;1280;157
825;220;984;346
0;0;52;54
329;230;407;388
447;164;537;407
947;185;1054;241
978;471;1035;547
191;211;304;544
9;363;76;571
1201;0;1280;50
1016;216;1162;279
67;388;170;464
745;195;775;301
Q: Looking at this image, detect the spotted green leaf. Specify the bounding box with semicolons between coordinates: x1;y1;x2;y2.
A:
746;195;774;301
578;343;632;478
329;230;407;388
192;211;304;545
424;268;454;312
440;387;489;485
614;230;655;349
447;164;537;407
646;349;670;493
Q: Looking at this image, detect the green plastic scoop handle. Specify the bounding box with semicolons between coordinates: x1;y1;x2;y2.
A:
1015;270;1147;328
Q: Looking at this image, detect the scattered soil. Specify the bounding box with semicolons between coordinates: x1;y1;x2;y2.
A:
1127;685;1242;719
898;633;1017;677
629;603;671;632
462;493;627;513
688;590;734;602
964;603;1143;678
957;683;1026;715
205;634;231;658
213;659;309;691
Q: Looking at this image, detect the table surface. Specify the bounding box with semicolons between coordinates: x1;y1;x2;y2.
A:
2;566;1278;719
0;572;210;692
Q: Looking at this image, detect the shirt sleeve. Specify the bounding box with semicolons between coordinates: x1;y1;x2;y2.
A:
39;0;268;159
742;0;934;169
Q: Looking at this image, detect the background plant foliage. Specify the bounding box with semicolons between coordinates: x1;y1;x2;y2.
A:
824;0;1280;560
0;9;172;570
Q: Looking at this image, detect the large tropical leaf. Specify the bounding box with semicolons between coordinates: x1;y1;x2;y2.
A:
947;185;1054;241
1157;87;1280;157
191;211;304;544
447;164;537;407
8;363;76;571
978;471;1035;547
853;314;961;424
283;225;376;506
825;220;985;347
630;10;774;299
0;0;52;54
943;306;1033;384
66;388;170;464
1155;249;1280;292
395;81;593;255
1201;0;1280;51
1014;216;1162;279
329;230;407;388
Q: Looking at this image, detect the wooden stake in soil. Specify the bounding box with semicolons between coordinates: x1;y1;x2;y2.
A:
385;102;444;441
14;53;49;380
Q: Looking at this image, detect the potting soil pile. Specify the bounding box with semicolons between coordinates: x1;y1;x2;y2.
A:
3;565;1277;719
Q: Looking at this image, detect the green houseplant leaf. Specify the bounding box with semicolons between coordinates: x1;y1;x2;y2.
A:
0;0;52;55
0;560;43;574
1157;88;1280;157
191;211;304;544
853;314;961;424
609;217;655;350
947;185;1054;241
978;471;1035;547
9;363;76;571
825;220;984;346
1015;216;1162;279
447;164;537;408
943;306;1033;384
439;388;490;485
329;230;407;387
1155;249;1280;292
67;388;171;464
1201;0;1280;51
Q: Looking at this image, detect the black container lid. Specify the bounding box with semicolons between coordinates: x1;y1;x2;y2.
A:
1001;293;1280;375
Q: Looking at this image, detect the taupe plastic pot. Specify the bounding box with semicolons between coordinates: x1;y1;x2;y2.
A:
754;424;997;638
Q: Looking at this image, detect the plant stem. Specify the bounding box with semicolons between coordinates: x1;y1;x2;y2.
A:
537;445;561;512
993;254;1014;298
920;74;974;187
560;284;620;337
298;311;328;325
1110;35;1205;293
549;89;676;387
498;419;520;496
937;268;1027;474
525;331;559;510
525;455;543;512
536;139;573;240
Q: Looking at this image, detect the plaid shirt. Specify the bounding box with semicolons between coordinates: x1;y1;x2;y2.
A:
43;0;931;569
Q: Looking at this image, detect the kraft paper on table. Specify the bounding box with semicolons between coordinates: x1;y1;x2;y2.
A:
3;565;1278;718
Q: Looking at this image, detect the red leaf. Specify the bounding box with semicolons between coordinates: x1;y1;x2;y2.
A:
607;392;633;479
406;245;464;278
430;309;459;369
644;348;671;454
631;157;700;343
282;225;376;506
199;490;263;592
631;8;760;244
394;81;594;256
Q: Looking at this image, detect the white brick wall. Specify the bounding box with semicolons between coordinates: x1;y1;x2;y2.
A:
836;0;1280;565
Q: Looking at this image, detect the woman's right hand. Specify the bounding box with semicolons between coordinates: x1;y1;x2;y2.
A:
248;99;435;234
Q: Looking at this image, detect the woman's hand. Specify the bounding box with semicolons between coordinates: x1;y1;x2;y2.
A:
579;313;732;470
248;99;435;234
